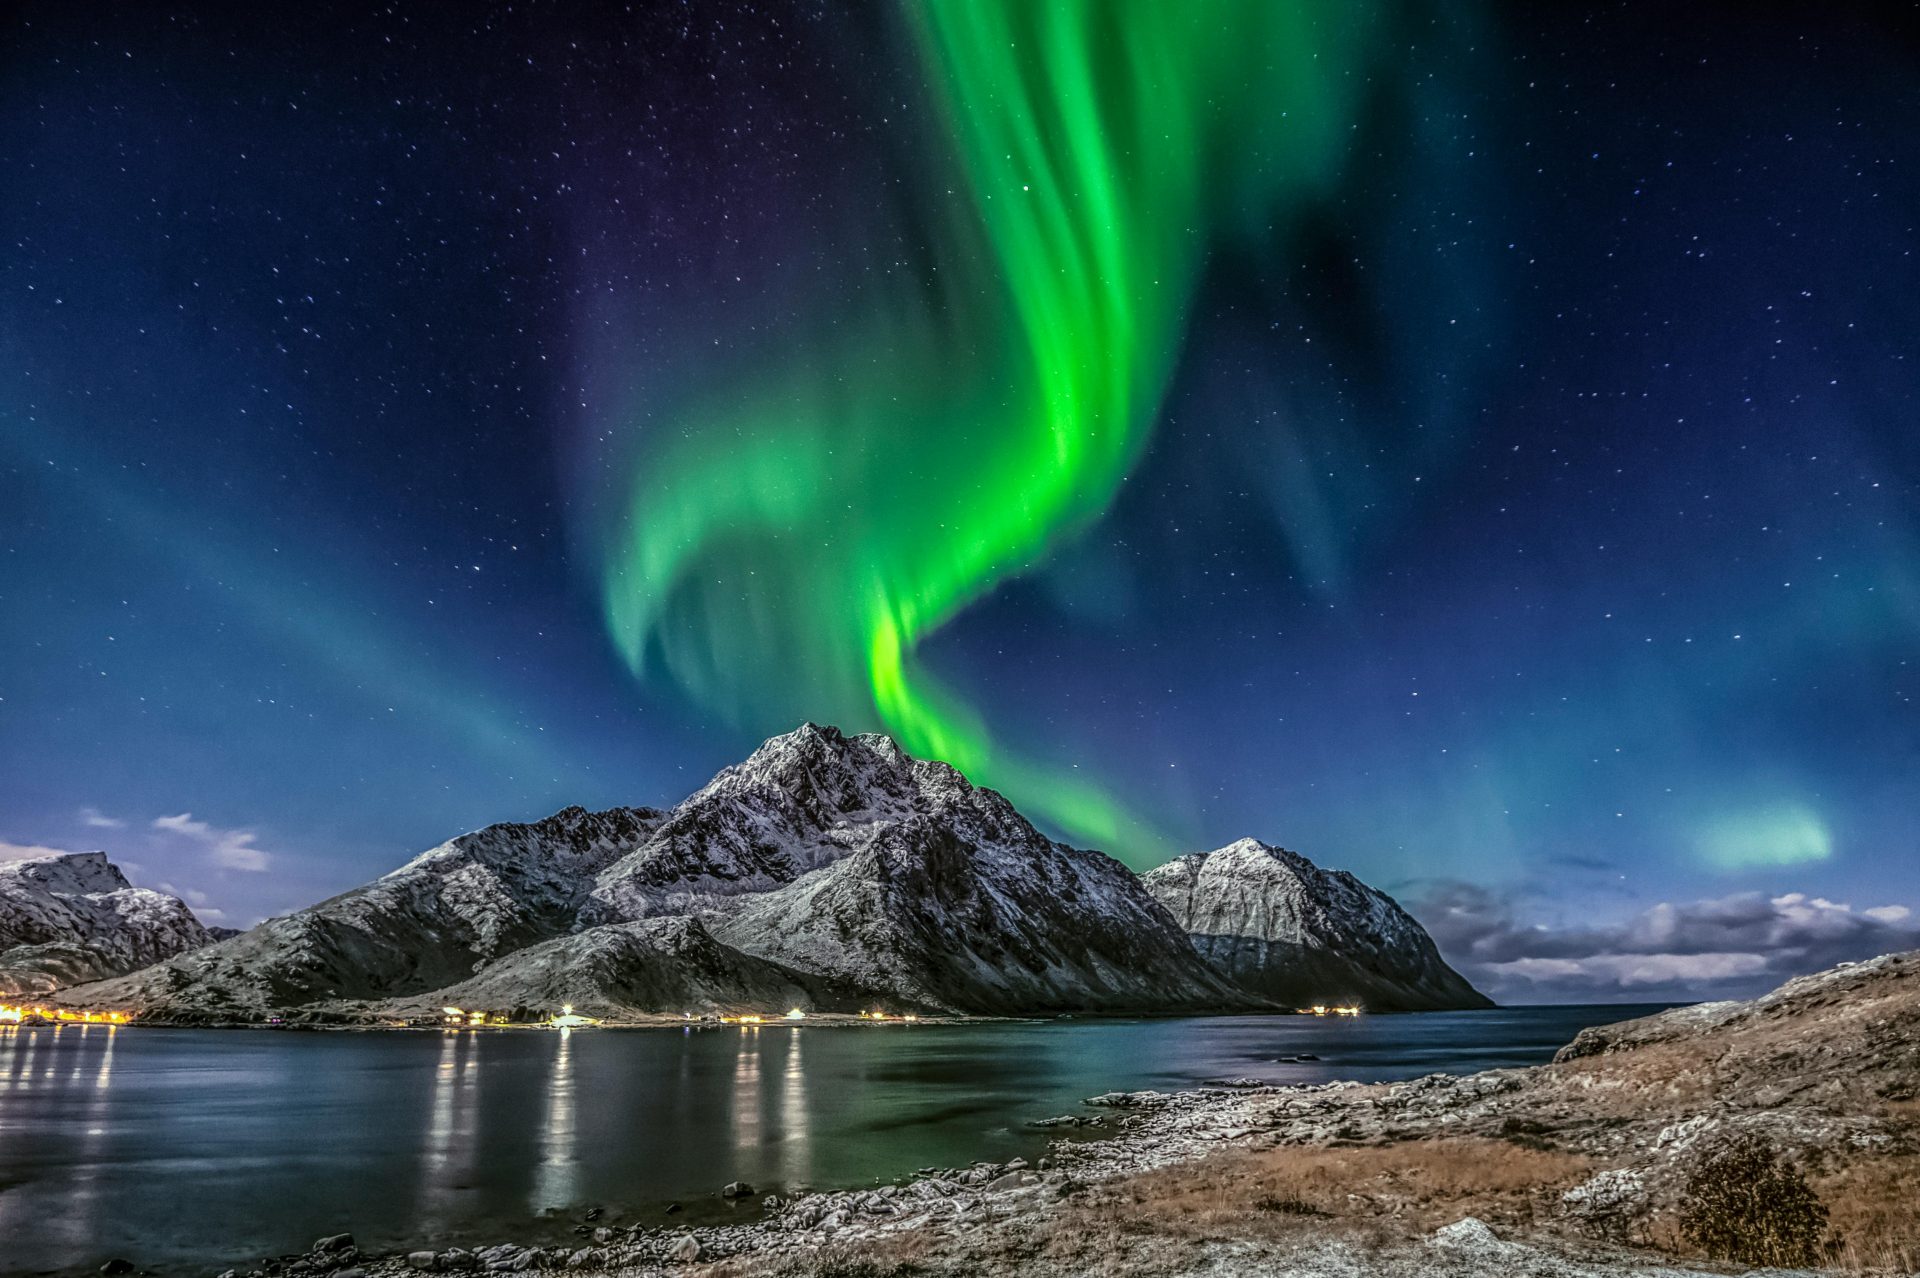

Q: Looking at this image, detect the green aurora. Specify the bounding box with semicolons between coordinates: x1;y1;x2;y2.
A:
599;1;1377;861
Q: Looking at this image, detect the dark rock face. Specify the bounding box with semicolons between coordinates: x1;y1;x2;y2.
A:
0;851;214;996
1142;839;1491;1011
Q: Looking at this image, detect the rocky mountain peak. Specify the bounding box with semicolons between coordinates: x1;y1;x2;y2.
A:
47;728;1485;1021
389;803;665;884
692;723;957;821
1;851;214;997
1144;837;1490;1011
586;724;1023;921
0;849;131;897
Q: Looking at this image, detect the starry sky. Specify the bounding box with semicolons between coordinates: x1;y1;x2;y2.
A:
3;2;1917;1002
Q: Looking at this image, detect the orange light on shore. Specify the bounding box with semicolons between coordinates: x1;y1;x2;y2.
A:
1298;1004;1362;1017
0;1004;129;1024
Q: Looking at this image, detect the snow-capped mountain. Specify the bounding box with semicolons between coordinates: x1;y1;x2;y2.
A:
68;726;1243;1020
58;726;1478;1021
62;804;663;1019
589;723;1241;1013
1142;838;1490;1011
583;724;1017;920
0;851;214;995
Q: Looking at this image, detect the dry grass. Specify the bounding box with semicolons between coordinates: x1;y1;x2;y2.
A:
1817;1155;1920;1274
1075;1139;1594;1235
696;1237;936;1278
689;1135;1920;1278
693;1139;1596;1278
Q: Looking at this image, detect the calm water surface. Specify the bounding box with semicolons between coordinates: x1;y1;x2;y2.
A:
0;1006;1667;1276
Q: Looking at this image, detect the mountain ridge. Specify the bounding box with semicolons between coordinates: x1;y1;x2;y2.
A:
1143;837;1491;1011
55;725;1485;1021
0;851;215;996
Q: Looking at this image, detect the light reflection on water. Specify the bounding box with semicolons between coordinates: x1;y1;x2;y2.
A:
0;1006;1666;1278
730;1026;761;1161
533;1027;577;1212
781;1028;810;1189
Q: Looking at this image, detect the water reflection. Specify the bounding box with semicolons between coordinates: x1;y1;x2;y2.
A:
780;1029;811;1189
730;1027;762;1160
67;1025;119;1250
532;1029;577;1211
94;1023;116;1092
420;1031;481;1220
0;1007;1643;1277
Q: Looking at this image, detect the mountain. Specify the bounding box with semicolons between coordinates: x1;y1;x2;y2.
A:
703;807;1246;1015
0;851;214;996
64;727;1246;1021
381;915;880;1021
583;726;954;921
59;805;663;1022
58;726;1471;1022
597;724;1246;1014
1142;838;1490;1011
61;727;1252;1021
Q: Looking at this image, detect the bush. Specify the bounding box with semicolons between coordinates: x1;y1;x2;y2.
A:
1252;1195;1325;1216
1677;1134;1834;1267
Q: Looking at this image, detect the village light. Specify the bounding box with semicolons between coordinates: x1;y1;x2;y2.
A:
1;1004;131;1024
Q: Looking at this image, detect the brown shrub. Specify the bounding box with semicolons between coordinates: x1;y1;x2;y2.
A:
1676;1135;1832;1268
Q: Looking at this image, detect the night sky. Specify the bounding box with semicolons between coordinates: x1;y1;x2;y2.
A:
4;2;1917;1002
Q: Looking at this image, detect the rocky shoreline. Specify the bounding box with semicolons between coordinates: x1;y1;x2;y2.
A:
217;1081;1385;1278
200;951;1920;1278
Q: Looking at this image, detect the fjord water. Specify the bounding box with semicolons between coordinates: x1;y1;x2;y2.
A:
0;1008;1664;1276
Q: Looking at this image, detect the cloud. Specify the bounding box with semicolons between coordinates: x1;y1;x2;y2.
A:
78;807;126;829
152;813;273;872
158;881;212;907
1486;952;1772;989
0;840;86;863
1410;881;1920;1003
159;880;228;922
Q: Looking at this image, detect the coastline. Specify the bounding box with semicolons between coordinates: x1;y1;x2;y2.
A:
200;954;1920;1278
212;1075;1724;1278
